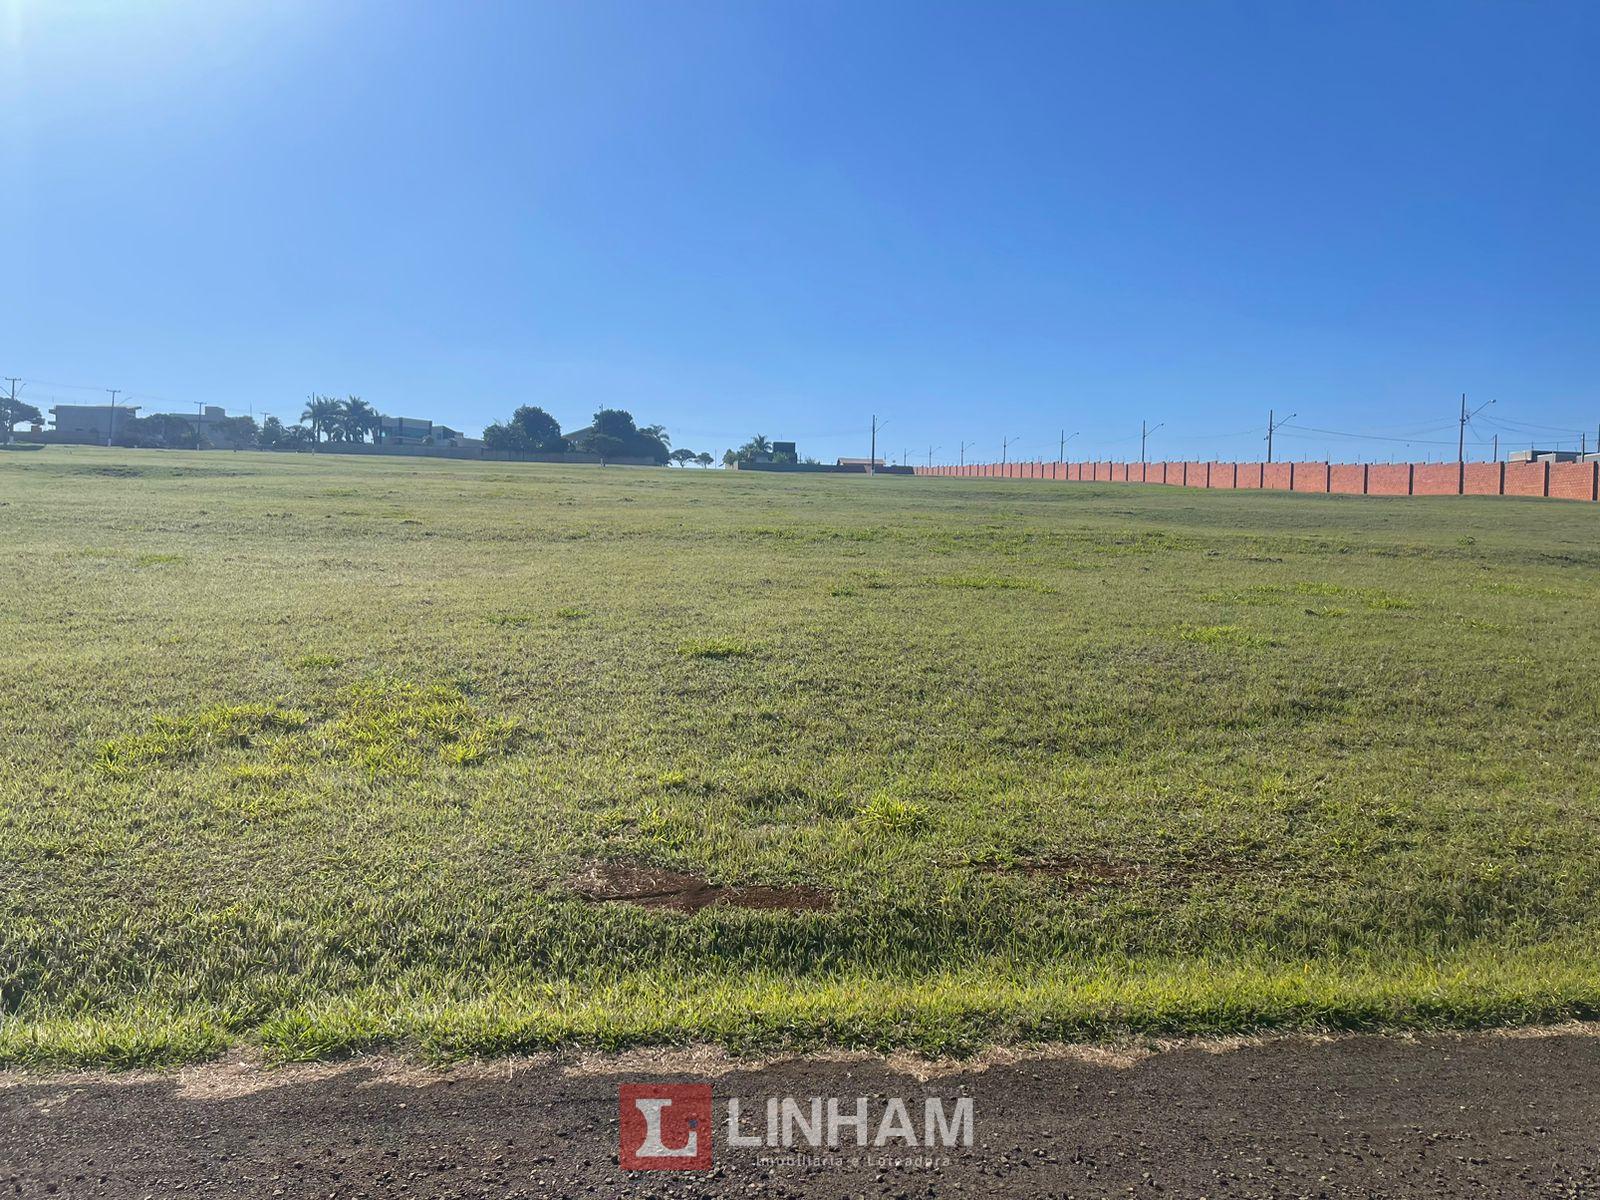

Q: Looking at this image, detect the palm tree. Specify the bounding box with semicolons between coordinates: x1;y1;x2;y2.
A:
301;395;341;444
340;396;379;443
749;434;771;455
642;423;671;449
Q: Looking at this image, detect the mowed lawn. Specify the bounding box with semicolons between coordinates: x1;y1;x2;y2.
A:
3;447;1599;1067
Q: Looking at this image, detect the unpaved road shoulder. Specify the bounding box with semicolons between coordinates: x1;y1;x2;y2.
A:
2;1028;1597;1198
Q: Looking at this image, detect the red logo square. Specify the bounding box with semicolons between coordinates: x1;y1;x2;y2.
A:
618;1083;713;1171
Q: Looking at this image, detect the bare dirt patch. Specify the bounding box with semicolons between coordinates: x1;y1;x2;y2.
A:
571;861;833;913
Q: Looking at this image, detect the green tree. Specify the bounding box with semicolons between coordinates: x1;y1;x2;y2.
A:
210;415;258;449
695;451;713;469
512;405;564;451
114;414;196;449
301;395;341;444
591;409;637;441
339;397;379;443
0;397;43;443
589;433;625;464
258;415;286;448
483;405;565;454
669;448;696;467
575;409;669;464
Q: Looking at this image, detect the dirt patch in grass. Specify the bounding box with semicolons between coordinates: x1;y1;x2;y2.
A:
571;862;833;913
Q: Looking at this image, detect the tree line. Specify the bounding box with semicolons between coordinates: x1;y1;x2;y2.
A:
483;405;705;466
2;390;737;468
722;435;816;466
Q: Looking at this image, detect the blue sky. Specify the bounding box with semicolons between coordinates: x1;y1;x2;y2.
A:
4;0;1597;463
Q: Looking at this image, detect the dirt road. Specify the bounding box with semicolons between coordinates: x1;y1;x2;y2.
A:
3;1028;1597;1198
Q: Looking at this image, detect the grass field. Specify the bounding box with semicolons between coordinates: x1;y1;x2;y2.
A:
3;446;1599;1068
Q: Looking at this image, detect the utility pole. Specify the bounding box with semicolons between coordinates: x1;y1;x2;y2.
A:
869;414;885;474
1458;393;1494;463
106;389;121;447
1492;434;1498;462
1058;430;1079;461
959;440;973;468
1457;394;1494;491
1266;409;1296;463
3;378;20;445
1140;420;1164;465
926;445;938;468
1001;435;1018;467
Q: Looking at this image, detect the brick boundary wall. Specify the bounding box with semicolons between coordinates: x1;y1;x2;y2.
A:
1263;462;1293;491
1413;464;1458;496
1329;464;1366;495
918;459;1598;504
1292;462;1331;493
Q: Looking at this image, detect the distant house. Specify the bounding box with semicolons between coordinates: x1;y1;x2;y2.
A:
1509;449;1582;463
155;405;254;448
49;404;140;443
377;416;435;445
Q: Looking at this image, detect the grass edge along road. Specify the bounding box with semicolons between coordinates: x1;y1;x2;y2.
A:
2;448;1599;1068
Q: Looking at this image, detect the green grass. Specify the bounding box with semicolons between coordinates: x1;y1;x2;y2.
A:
3;447;1600;1068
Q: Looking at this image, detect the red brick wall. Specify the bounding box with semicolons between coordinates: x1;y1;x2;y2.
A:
1292;462;1330;492
938;458;1594;504
1550;461;1598;502
1413;464;1459;496
1367;464;1411;496
1463;463;1503;496
1262;463;1292;491
1329;464;1366;495
1504;462;1548;497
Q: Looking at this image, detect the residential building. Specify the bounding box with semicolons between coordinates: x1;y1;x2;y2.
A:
49;404;140;443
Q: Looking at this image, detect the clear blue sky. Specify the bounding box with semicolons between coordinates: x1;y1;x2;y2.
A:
4;1;1598;463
